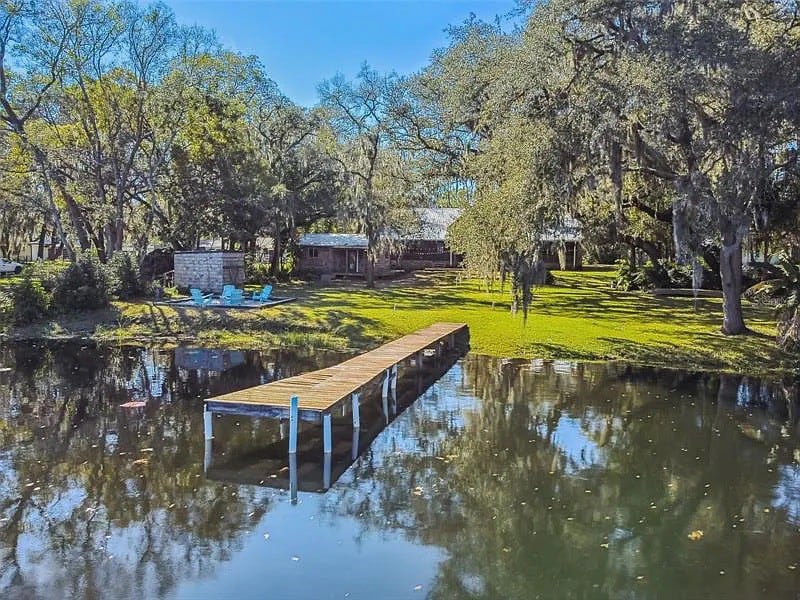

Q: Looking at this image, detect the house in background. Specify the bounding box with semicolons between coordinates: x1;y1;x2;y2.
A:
296;233;392;279
399;207;463;269
297;212;582;280
540;216;583;270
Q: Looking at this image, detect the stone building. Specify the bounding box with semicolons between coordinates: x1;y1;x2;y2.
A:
173;251;245;292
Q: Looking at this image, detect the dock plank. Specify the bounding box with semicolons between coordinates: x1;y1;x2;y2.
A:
206;322;467;415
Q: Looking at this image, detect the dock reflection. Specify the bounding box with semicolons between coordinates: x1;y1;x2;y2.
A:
204;348;464;497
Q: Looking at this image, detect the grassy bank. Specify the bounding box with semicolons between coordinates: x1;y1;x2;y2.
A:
1;268;795;376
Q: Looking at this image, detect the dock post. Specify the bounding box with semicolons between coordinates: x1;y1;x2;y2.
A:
323;451;331;489
203;405;213;440
415;350;423;368
203;436;212;473
381;370;389;424
289;453;298;504
351;392;360;429
389;364;398;392
352;426;360;460
323;413;332;454
389;364;398;415
382;369;390;401
289;395;299;454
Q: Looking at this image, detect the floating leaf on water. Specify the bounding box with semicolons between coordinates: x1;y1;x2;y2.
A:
120;401;146;409
688;530;704;541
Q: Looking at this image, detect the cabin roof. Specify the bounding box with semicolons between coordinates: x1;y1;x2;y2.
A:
298;233;368;249
543;216;583;243
403;208;463;241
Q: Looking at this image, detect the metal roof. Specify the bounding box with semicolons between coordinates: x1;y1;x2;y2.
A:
298;233;368;249
403;208;463;241
542;216;583;243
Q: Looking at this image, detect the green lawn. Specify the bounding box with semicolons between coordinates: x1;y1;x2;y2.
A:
3;267;795;376
278;268;790;375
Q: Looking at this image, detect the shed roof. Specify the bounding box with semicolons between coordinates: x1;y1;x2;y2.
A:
298;233;368;249
403;208;463;241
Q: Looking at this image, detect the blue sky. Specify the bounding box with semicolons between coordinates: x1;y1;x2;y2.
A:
158;0;516;107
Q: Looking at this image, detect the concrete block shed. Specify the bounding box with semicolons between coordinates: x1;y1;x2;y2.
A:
173;251;245;293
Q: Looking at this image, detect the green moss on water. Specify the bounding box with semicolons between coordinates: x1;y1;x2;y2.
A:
3;267;795;376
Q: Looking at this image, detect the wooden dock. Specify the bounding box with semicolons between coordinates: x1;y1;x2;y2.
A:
203;322;468;466
205;345;463;493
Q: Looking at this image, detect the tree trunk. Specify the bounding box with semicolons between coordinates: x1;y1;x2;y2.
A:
36;223;47;260
719;237;748;335
365;255;375;288
270;220;282;277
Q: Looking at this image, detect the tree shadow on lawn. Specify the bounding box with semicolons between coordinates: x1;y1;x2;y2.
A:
513;341;604;361
529;289;774;327
597;332;788;373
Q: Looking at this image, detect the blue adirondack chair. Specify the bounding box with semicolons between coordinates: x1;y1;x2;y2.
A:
252;284;273;302
190;288;212;306
222;285;244;306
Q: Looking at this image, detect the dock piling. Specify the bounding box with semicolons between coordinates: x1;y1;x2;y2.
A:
323;452;331;488
288;395;299;454
203;406;213;440
351;392;360;428
382;369;390;401
289;453;298;504
352;427;360;460
323;413;332;454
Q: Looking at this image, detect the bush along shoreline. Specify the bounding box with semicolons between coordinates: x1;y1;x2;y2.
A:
0;253;153;326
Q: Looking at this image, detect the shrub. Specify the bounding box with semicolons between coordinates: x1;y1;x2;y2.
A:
21;260;71;292
53;255;110;311
0;288;12;323
245;256;273;285
10;277;50;324
615;259;709;291
109;252;146;299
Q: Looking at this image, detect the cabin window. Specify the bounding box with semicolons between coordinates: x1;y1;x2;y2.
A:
308;248;319;258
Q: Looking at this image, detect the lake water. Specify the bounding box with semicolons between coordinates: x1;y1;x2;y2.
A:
0;342;798;599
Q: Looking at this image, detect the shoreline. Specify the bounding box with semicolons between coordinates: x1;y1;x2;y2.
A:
1;269;797;378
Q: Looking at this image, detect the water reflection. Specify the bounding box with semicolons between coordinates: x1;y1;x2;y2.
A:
204;348;462;496
0;345;797;599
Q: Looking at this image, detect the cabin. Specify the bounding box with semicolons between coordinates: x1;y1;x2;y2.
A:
297;213;582;280
399;208;463;269
296;234;392;279
540;217;583;270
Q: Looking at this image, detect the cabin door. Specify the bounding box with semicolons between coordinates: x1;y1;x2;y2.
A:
346;249;360;274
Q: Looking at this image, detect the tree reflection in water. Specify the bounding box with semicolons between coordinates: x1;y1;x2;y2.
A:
322;358;800;599
0;345;798;599
0;342;342;599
